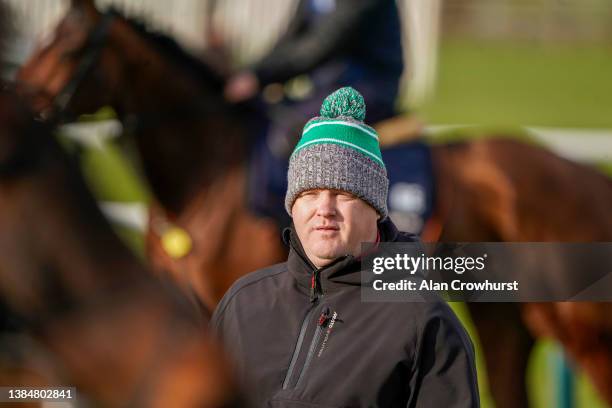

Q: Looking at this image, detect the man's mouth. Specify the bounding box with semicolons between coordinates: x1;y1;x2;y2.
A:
314;225;339;231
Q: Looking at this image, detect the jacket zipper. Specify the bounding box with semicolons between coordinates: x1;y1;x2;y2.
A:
282;303;318;389
282;269;325;390
310;269;321;303
294;307;331;388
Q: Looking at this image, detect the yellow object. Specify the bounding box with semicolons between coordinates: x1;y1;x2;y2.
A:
161;226;192;259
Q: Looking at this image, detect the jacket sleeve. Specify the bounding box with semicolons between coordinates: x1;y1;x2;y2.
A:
252;0;379;85
408;302;480;407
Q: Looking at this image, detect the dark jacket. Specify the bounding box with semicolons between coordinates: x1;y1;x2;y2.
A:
211;219;480;407
253;0;404;87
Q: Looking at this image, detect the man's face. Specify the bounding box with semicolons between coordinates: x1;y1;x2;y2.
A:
291;189;379;268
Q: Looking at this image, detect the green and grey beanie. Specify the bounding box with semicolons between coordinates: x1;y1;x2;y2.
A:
285;87;389;218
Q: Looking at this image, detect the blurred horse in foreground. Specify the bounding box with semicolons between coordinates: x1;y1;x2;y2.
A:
0;88;243;408
16;1;612;406
0;24;241;403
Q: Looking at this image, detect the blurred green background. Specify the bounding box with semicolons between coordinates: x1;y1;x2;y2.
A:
419;40;612;129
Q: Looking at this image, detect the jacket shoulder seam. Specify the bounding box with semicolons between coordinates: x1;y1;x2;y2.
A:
213;263;287;321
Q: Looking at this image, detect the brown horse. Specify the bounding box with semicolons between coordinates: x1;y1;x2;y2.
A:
0;86;243;405
16;2;612;407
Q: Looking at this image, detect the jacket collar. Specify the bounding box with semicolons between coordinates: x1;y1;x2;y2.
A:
283;218;411;298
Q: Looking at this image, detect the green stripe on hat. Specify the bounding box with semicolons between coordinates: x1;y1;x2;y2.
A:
303;120;379;140
293;123;384;167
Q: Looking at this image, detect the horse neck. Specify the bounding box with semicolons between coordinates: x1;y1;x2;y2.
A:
0;135;148;317
109;23;243;214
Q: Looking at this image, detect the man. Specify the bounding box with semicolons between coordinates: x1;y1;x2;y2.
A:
212;87;479;407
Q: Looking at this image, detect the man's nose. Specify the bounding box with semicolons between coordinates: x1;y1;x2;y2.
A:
316;192;337;216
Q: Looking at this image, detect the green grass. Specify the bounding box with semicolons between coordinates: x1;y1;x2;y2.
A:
416;40;612;128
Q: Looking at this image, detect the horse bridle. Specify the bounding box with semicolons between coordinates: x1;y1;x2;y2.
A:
51;11;115;122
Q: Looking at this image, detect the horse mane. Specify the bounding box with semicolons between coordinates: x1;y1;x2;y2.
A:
107;8;226;91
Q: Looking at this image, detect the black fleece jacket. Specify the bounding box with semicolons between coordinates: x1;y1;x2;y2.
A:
211;219;480;407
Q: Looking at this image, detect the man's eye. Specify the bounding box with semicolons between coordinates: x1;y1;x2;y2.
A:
300;191;317;199
337;192;355;200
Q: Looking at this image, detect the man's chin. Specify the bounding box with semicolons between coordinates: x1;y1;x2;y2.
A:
311;248;345;263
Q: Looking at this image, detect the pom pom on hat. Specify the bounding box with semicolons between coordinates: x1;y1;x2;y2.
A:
320;86;366;121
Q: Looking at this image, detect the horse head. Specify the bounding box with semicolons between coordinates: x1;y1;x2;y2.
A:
17;0;245;214
17;0;227;119
16;2;283;311
16;0;122;120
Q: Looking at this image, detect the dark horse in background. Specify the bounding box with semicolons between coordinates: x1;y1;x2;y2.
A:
16;1;612;407
0;7;240;401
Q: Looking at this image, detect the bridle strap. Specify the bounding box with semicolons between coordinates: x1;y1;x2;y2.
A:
52;12;115;121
